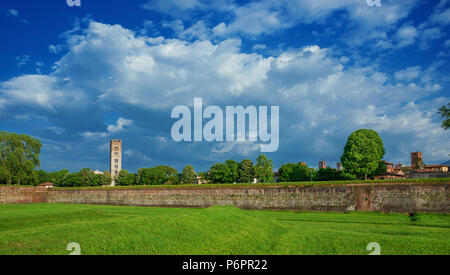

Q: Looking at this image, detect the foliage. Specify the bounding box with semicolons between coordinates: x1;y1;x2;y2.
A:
340;129;385;180
181;165;197;184
315;168;357;181
279;162;311;182
438;103;450;130
0;132;42;185
116;170;136;186
238;159;255;183
254;154;274;183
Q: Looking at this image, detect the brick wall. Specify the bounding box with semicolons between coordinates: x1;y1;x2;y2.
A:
1;184;449;213
0;186;47;204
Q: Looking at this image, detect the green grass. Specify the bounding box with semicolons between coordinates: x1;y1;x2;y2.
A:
47;177;450;190
0;204;449;255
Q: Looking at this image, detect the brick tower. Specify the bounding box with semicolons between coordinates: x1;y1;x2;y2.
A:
110;139;122;179
411;152;423;169
319;161;326;169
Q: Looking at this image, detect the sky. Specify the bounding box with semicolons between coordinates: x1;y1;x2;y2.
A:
0;0;449;173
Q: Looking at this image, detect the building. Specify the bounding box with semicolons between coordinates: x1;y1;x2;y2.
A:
92;170;104;175
299;162;307;166
38;182;54;188
110;139;122;179
372;172;406;180
336;162;342;171
423;165;449;173
319;161;326;169
411;152;423;169
383;161;395;172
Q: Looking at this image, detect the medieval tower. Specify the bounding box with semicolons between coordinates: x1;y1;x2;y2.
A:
110;139;122;179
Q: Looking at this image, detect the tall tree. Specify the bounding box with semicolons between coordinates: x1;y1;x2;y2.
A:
238;159;255;183
0;132;41;185
224;160;239;183
181;165;197;184
438;103;450;130
340;129;385;180
254;154;274;183
209;163;229;183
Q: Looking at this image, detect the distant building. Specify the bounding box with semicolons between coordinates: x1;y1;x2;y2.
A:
411;152;423;169
299;162;307;166
319;161;326;169
38;182;54;188
373;173;406;180
110;139;122;179
336;162;342;171
93;170;104;175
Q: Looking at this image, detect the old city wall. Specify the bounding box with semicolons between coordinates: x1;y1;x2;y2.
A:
1;184;449;213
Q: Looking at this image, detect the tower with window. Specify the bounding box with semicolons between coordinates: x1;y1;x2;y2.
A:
110;139;122;180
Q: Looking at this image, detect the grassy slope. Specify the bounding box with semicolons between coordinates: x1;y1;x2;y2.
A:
0;204;449;255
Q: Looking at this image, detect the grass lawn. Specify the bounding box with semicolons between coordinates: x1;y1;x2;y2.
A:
0;203;448;255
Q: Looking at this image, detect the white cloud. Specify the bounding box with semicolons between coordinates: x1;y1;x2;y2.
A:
1;19;448;165
7;9;18;16
395;66;421;81
107;117;133;133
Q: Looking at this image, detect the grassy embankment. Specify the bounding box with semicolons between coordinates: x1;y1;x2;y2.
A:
0;203;448;255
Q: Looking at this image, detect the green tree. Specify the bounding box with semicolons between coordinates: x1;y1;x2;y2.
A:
340;129;385;180
154;165;179;185
181;165;197;184
65;173;82;187
278;163;296;182
51;169;70;187
224;160;239;183
438;103;450;130
254;154;274;183
0;132;41;185
102;171;112;186
35;169;51;184
209;163;229;183
315;167;356;181
238;159;255;183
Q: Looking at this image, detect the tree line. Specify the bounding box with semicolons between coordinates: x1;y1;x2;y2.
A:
4;126;433;187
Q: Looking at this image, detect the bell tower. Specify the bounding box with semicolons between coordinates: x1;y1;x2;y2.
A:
110;139;122;180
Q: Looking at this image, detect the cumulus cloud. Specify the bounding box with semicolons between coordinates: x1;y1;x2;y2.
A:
0;19;448;171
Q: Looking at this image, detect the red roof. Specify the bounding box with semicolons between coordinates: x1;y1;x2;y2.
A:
39;182;54;186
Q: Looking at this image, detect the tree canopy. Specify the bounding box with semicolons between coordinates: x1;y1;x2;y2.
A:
340;129;385;180
181;165;197;184
0;132;41;185
438;103;450;130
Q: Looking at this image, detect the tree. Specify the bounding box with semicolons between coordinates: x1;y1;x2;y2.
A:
254;154;273;183
438;103;450;130
0;132;41;185
314;167;356;181
154;165;179;185
278;162;311;182
340;129;385;180
224;160;239;183
51;169;70;187
116;170;131;186
181;165;197;184
65;173;82;187
238;159;254;183
102;171;112;186
278;163;296;182
209;163;229;183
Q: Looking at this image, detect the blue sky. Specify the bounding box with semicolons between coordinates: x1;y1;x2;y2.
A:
0;0;449;173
